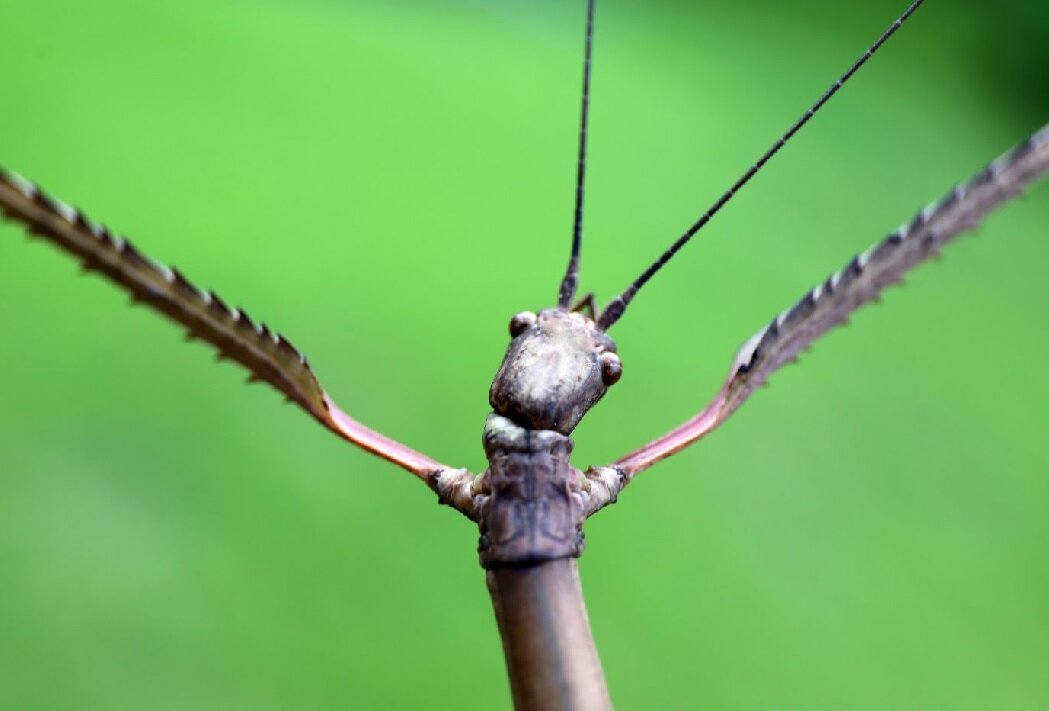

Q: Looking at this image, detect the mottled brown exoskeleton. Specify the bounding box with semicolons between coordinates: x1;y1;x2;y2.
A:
480;309;620;566
2;0;1048;709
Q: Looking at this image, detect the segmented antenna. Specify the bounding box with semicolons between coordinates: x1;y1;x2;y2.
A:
557;0;597;309
598;0;926;330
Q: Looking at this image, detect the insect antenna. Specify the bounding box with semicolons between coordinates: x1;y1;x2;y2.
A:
597;0;926;330
557;0;596;309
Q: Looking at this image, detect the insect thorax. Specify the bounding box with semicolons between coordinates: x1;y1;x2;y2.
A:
475;413;588;568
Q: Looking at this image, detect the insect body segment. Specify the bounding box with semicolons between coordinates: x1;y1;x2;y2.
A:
475;413;588;567
490;308;620;435
486;310;616;438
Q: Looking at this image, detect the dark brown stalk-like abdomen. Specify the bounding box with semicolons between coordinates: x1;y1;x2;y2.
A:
487;559;611;711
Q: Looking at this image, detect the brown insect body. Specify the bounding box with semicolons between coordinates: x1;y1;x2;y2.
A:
476;414;586;567
469;309;621;708
478;308;620;567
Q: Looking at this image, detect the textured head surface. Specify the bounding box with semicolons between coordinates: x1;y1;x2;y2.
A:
489;308;619;434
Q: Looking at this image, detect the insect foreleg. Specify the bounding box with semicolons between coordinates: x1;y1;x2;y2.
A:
0;169;466;489
584;122;1049;509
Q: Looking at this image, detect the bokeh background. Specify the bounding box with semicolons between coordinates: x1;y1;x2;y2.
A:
1;1;1047;709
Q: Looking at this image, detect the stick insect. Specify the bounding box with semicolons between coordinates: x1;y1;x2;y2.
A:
2;1;1049;711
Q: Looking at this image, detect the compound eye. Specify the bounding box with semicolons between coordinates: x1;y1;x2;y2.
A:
600;352;623;385
509;311;537;337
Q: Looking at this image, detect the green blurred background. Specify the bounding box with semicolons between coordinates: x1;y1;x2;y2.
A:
1;1;1047;709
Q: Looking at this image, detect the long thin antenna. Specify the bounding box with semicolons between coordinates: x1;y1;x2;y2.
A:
598;0;926;330
557;0;597;309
